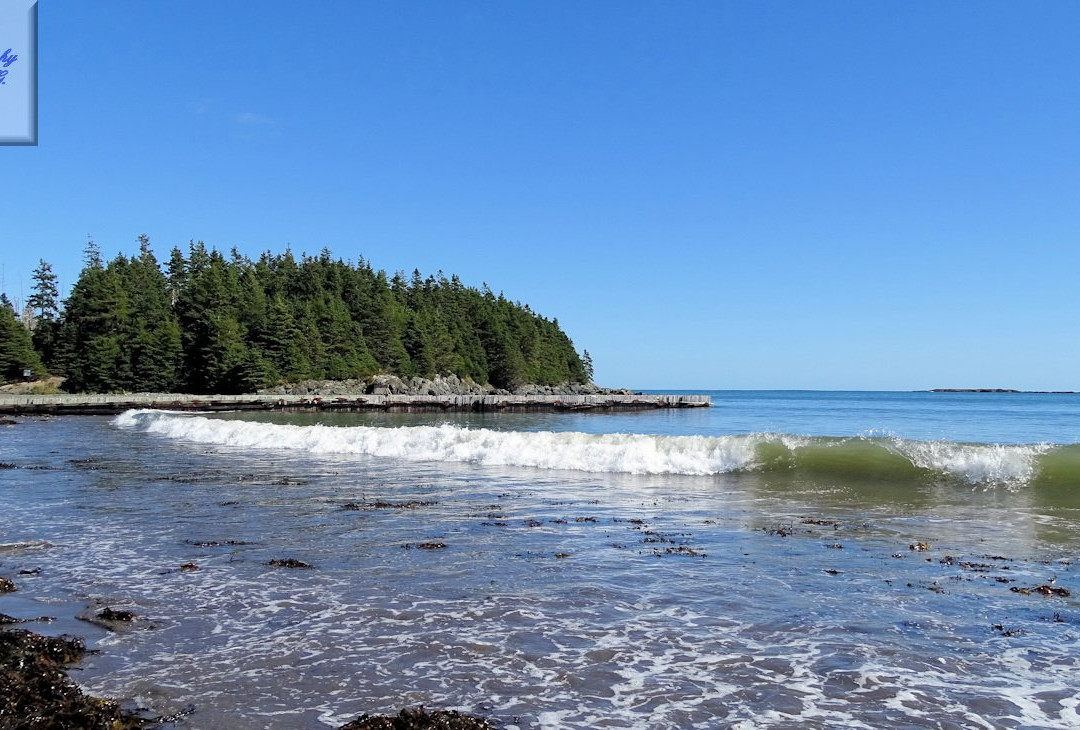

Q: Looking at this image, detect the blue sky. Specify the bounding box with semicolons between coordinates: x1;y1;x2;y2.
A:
3;1;1079;390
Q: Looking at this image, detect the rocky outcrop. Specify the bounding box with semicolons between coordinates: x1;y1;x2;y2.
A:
509;381;636;396
259;374;637;398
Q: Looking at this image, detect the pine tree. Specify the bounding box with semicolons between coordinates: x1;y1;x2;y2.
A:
84;236;103;269
58;262;130;392
582;350;595;383
27;259;61;370
175;249;244;392
166;247;187;306
0;296;46;383
121;237;183;391
27;259;59;321
41;240;592;393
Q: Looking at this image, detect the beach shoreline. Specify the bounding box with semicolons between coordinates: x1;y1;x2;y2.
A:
0;392;711;417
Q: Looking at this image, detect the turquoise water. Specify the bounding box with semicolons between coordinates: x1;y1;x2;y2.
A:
2;392;1079;728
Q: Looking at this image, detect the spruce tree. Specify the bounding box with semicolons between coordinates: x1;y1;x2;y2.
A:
0;295;46;384
42;239;591;394
28;259;61;370
121;237;183;391
59;262;130;392
27;259;59;321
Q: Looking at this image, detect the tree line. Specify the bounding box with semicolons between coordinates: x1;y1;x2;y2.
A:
1;236;594;393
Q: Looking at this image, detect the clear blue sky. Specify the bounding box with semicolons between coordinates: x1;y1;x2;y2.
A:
3;1;1079;390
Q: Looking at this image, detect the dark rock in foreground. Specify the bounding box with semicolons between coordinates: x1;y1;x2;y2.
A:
0;628;144;729
339;707;496;729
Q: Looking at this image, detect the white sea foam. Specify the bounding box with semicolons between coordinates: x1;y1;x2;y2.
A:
113;410;765;475
112;410;1050;484
893;438;1049;485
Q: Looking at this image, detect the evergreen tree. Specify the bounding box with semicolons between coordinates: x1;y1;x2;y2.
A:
58;263;130;392
175;248;244;392
27;259;59;321
166;247;187;306
84;236;103;269
28;259;61;370
258;294;307;382
0;296;46;383
120;237;183;391
38;239;592;394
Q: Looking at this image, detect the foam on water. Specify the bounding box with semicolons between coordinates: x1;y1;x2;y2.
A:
896;438;1050;486
114;410;1055;486
114;409;768;475
5;414;1080;729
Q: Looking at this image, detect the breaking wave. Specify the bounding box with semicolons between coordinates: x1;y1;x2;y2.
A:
113;410;1075;487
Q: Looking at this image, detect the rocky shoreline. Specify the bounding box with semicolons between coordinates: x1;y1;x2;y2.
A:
258;374;638;398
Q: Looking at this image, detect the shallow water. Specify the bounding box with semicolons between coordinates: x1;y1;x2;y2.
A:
1;394;1079;728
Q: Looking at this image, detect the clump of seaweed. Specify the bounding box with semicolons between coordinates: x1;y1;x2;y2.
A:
98;607;138;623
404;542;446;551
339;706;495;729
1011;584;1071;597
268;558;313;569
0;628;146;728
343;500;437;511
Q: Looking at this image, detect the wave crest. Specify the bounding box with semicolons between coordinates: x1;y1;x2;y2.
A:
113;410;1055;485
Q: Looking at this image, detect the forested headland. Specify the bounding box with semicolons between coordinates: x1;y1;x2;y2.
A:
1;236;594;394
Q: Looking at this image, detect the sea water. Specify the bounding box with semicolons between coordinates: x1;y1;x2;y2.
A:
1;391;1078;728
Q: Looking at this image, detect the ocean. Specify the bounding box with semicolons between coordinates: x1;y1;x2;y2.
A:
1;390;1078;728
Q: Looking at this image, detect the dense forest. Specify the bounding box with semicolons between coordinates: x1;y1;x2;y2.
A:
1;236;593;393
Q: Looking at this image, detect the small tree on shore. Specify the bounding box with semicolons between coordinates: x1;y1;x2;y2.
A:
28;259;61;370
0;294;46;383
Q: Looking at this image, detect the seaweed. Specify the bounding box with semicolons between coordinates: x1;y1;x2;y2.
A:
0;628;146;729
339;706;495;729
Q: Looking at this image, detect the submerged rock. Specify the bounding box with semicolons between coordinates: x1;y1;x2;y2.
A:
77;605;144;632
339;707;495;729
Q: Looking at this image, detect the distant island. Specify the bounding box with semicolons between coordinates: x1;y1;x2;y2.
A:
927;388;1078;394
1;237;595;395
